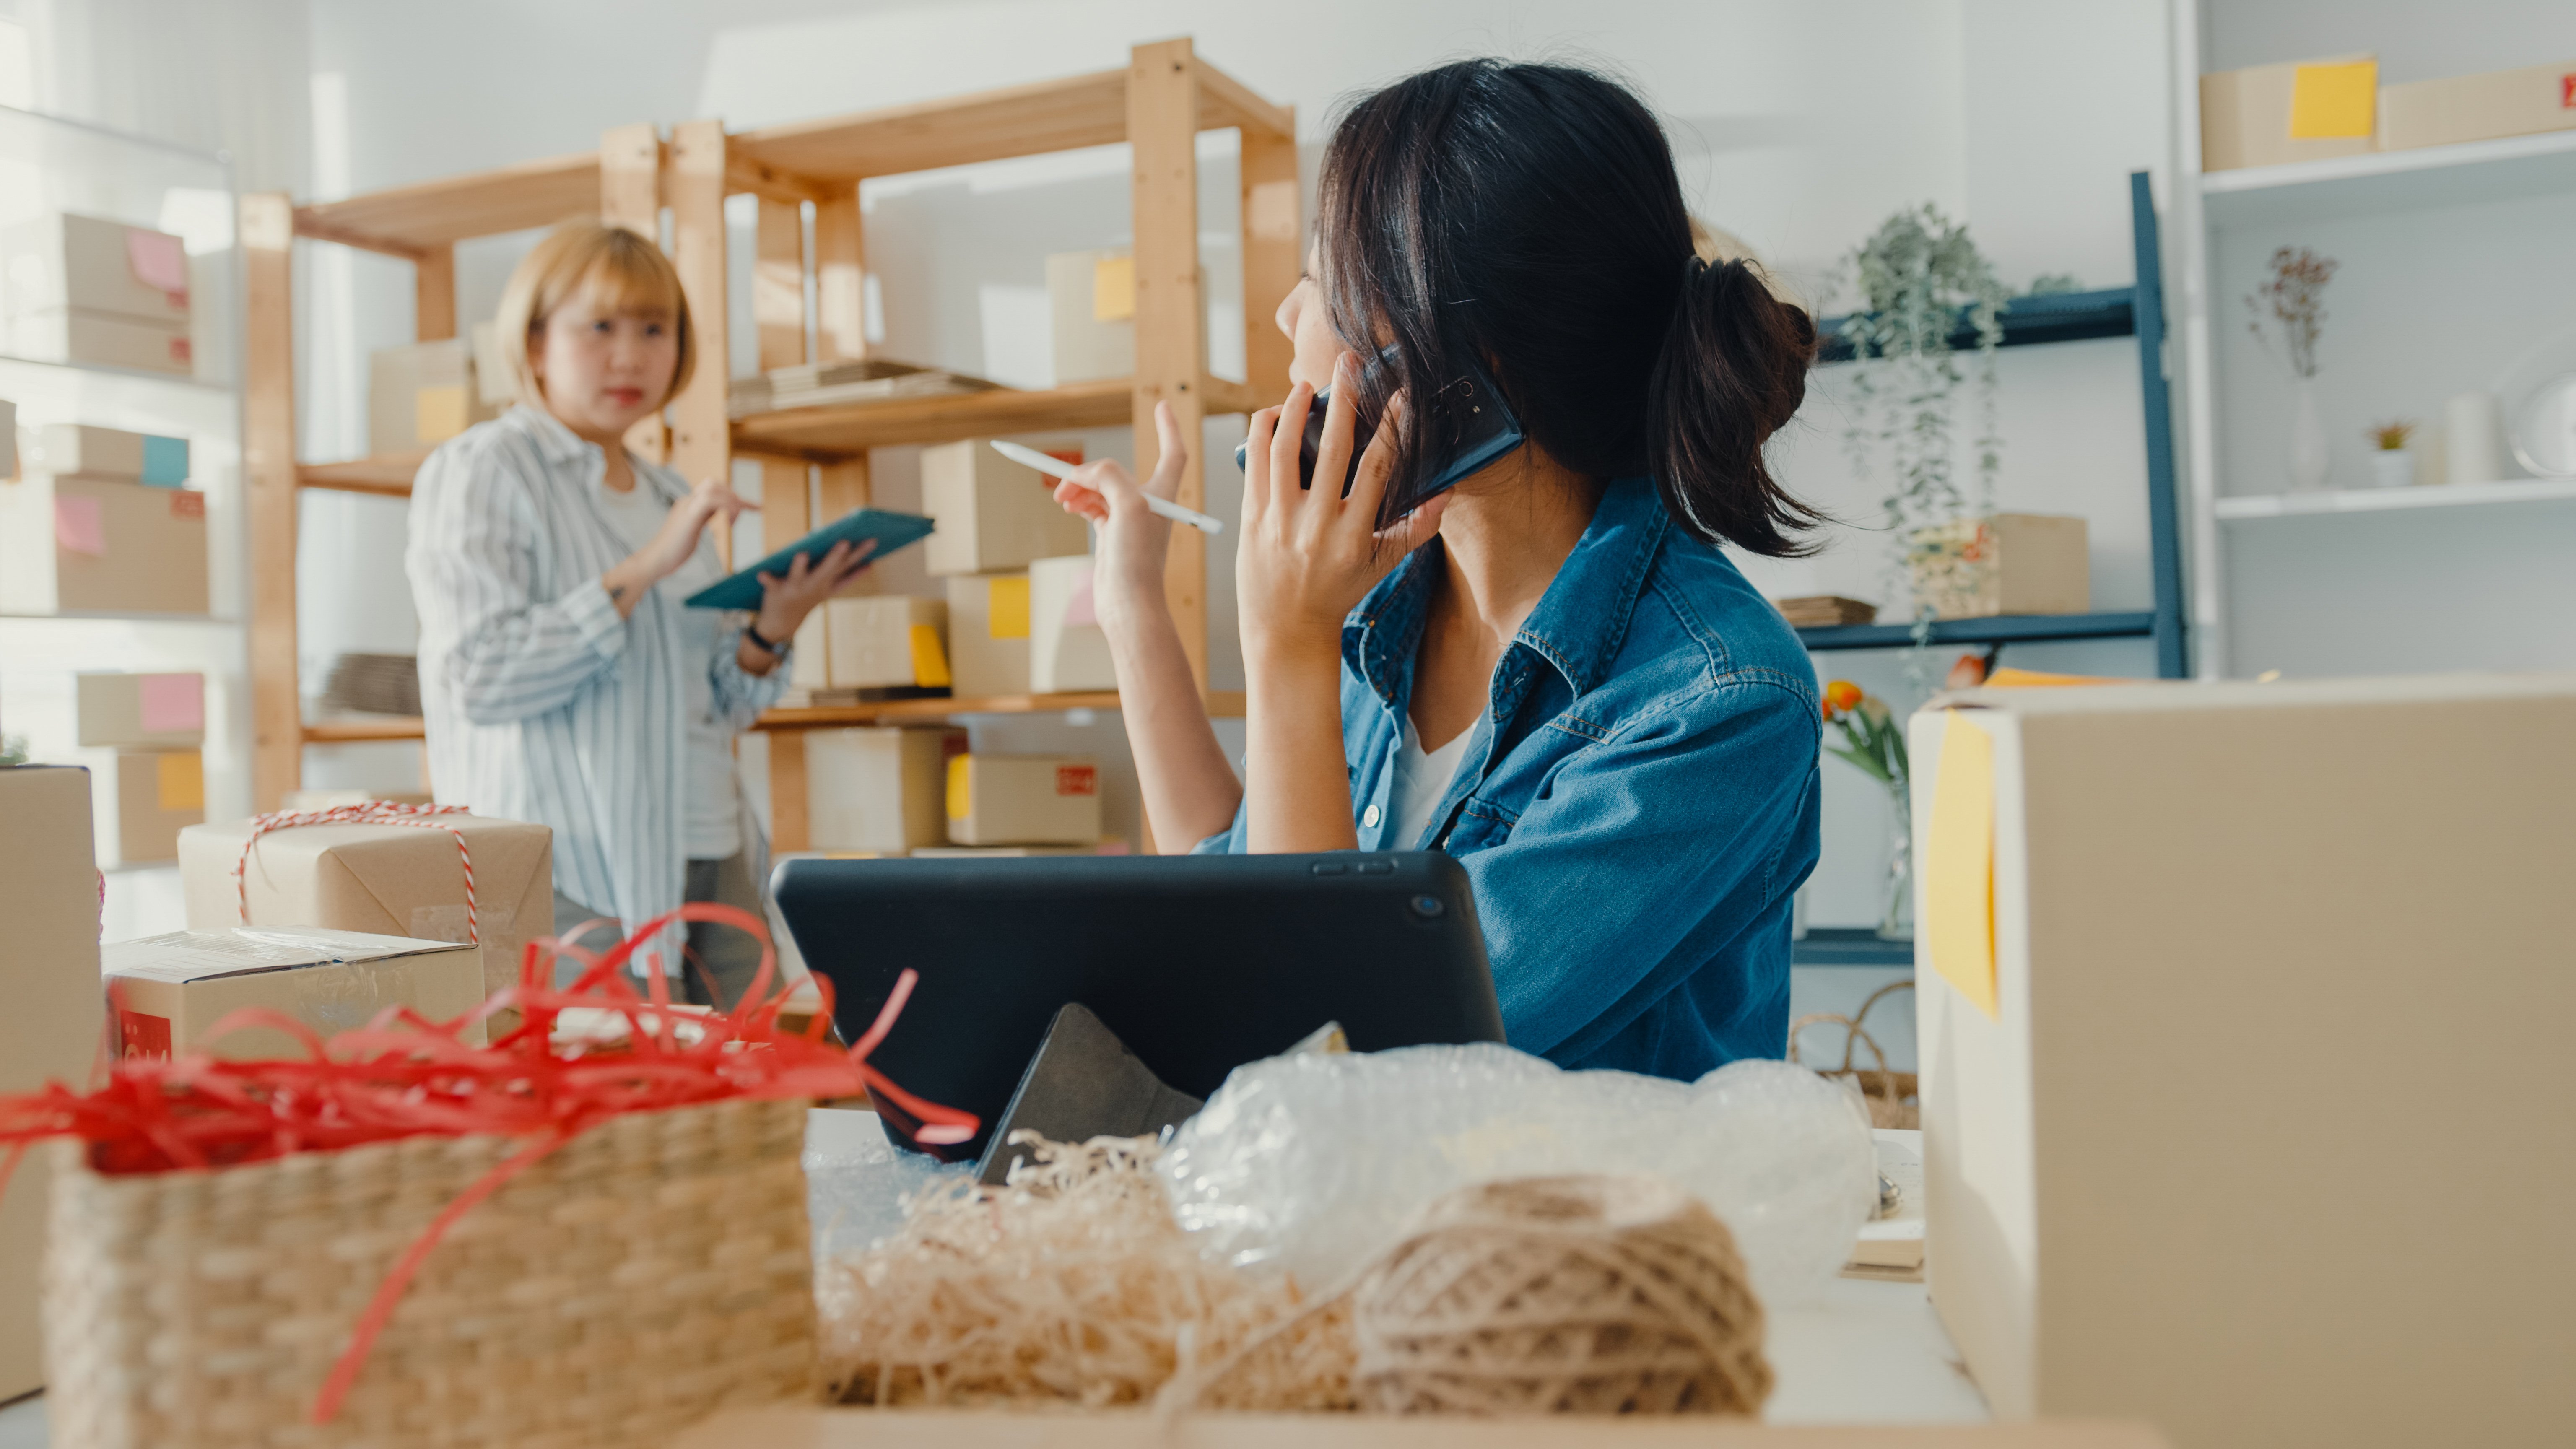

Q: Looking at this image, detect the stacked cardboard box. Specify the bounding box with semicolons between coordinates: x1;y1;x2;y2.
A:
1030;554;1117;692
0;766;107;1398
103;927;486;1061
2382;58;2576;151
370;339;503;453
804;727;967;852
0;419;208;616
1047;250;1136;386
0;213;194;374
946;571;1032;696
0;670;210;867
788;594;952;696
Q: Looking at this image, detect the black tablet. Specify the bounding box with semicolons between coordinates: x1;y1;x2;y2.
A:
771;852;1504;1158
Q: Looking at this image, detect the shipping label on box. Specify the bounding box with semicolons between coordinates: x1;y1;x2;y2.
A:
370;338;501;453
2200;56;2381;171
920;436;1090;576
945;572;1033;697
1029;554;1118;693
178;814;552;1005
807;727;967;852
103;927;487;1062
0;766;105;1398
0;473;210;615
1906;514;2087;621
0;308;192;374
2381;59;2576;151
0;213;192;322
817;594;950;690
945;753;1103;847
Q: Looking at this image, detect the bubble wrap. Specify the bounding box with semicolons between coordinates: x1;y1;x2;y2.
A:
1157;1044;1876;1305
803;1109;976;1263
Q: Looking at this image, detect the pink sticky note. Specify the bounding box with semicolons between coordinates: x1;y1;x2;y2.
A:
1065;566;1098;627
54;496;106;556
126;229;190;303
140;674;205;733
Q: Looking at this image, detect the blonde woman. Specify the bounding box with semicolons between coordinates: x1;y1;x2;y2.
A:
406;222;866;1007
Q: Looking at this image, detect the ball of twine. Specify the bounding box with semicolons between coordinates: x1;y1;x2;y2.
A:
1349;1174;1773;1415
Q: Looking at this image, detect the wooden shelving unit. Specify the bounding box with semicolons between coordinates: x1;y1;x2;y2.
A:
240;40;1296;853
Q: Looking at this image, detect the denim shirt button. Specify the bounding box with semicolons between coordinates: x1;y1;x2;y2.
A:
1362;804;1381;828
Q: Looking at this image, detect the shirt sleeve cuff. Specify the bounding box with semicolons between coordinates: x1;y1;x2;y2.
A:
561;577;629;661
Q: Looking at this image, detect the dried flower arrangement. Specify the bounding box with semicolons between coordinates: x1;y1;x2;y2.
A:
2246;246;2338;379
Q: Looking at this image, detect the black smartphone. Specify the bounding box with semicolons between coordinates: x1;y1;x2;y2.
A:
1233;357;1524;517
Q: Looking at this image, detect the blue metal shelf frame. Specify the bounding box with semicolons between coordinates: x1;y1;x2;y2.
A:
1796;172;2189;679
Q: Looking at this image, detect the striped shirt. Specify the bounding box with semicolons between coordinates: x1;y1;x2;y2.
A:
405;406;783;953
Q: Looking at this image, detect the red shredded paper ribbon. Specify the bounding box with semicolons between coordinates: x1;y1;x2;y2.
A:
0;903;974;1424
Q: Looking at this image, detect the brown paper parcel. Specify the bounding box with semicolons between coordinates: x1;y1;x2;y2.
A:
179;814;551;1004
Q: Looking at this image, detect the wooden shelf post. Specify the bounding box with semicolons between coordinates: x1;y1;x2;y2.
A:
601;121;667;465
242;192;301;812
1129;38;1211;687
666;118;732;512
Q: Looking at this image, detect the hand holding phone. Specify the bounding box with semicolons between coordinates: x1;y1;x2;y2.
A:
1234;352;1524;519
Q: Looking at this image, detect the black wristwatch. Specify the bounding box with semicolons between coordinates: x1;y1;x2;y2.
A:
743;622;787;656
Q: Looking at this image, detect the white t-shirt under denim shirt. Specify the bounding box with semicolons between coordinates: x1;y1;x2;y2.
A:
1389;716;1475;850
592;480;740;860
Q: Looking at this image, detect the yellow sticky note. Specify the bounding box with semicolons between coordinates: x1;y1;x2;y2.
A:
157;751;205;813
2288;60;2376;139
988;576;1031;640
1924;712;1998;1020
415;384;469;442
946;754;972;821
1092;254;1136;322
909;623;952;688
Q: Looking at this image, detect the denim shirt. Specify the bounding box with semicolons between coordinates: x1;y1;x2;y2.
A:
1195;477;1822;1079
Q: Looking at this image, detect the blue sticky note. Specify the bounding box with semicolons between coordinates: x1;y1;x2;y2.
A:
140;434;190;487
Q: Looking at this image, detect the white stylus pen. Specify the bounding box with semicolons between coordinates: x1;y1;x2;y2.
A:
989;439;1226;535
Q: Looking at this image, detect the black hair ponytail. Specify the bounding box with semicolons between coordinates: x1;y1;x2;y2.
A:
1648;256;1823;556
1318;60;1822;556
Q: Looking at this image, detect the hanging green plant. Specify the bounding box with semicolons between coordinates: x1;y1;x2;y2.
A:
1827;204;2009;628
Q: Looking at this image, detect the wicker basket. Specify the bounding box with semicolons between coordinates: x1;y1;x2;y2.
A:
42;1096;815;1449
1789;981;1919;1130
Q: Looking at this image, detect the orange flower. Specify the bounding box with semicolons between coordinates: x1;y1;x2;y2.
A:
1823;680;1864;717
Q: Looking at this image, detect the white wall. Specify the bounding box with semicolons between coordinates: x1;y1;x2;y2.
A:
278;0;2178;925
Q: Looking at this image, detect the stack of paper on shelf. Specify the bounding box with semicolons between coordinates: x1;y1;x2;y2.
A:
728;358;1000;418
0;213;194;374
1773;595;1880;628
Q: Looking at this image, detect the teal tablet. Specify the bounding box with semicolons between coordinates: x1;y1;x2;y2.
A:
683;508;935;610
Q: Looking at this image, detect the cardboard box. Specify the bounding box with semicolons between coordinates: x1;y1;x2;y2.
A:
102;927;486;1062
2381;59;2576;152
280;788;436;810
2200;56;2380;172
945;753;1101;846
920;436;1089;576
179;813;553;1005
76;748;203;867
0;670;205;752
0;766;108;1399
1047;249;1136;385
0;473;210;615
31;423;188;484
1030;553;1118;693
1906;514;2087;620
0;213;192;322
1909;674;2576;1448
0;308;193;374
793;593;951;691
945;572;1033;696
369;338;501;453
805;727;966;852
468;317;516;405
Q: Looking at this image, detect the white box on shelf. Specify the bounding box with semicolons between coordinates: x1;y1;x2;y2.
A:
790;594;950;691
31;423;188;484
945;572;1032;697
944;753;1102;847
1047;249;1135;385
0;308;193;374
919;436;1089;576
1028;554;1117;693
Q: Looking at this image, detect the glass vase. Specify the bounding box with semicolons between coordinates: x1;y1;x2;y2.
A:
1878;782;1914;941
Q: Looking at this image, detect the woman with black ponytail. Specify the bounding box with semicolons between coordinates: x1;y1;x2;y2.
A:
1051;59;1825;1078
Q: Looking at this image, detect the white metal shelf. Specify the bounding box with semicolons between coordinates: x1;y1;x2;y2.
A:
2199;128;2576;229
2214;477;2576;521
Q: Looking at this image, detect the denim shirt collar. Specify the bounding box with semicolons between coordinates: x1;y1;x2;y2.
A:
1343;476;1670;720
